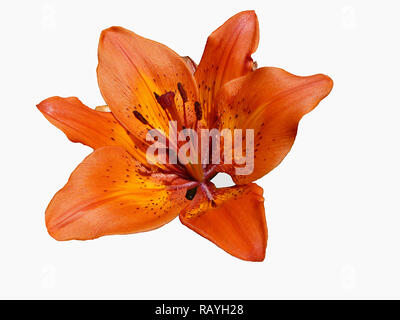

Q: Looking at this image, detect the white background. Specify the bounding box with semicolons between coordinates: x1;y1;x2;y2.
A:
1;0;399;299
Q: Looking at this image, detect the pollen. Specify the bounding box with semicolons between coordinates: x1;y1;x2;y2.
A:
155;91;175;110
133;110;149;125
177;82;188;103
194;101;202;120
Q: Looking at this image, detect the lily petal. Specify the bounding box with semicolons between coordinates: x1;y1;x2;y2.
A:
195;10;259;125
37;97;138;155
97;26;199;139
180;183;267;261
46;146;193;240
181;56;197;74
215;67;333;184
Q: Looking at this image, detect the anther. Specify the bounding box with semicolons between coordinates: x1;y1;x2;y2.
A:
194;101;202;120
178;82;188;126
156;92;175;110
133;110;149;125
177;82;188;103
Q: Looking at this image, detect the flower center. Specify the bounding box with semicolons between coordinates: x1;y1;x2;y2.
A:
133;83;220;202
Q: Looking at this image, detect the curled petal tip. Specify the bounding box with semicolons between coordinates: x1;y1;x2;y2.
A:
36;98;48;111
315;73;334;98
236;10;259;27
98;26;128;49
100;26;123;38
36;97;58;115
324;74;334;90
237;9;257;17
249;251;266;262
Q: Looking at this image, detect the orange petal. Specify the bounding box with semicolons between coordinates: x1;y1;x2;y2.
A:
180;183;267;261
215;67;333;184
46;146;194;241
181;56;197;74
195;10;259;125
37;96;138;155
36;96;160;167
97;26;199;139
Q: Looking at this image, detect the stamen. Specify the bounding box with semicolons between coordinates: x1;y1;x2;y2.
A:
200;182;214;201
177;82;188;103
150;173;181;180
166;181;199;190
194;101;202;120
156;92;175;110
177;82;188;127
155;91;186;131
204;165;217;179
133;110;149;125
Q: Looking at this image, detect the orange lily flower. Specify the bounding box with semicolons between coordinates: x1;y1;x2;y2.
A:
37;11;333;261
